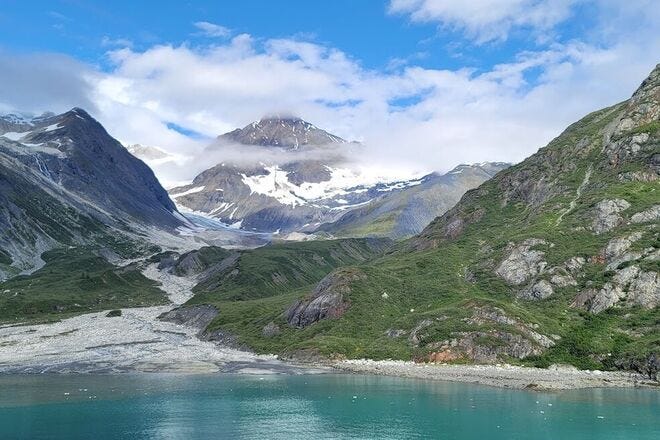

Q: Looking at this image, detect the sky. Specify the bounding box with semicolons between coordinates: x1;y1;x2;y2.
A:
0;0;658;187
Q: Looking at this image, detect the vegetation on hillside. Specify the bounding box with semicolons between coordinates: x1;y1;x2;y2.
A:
181;70;659;374
0;247;167;323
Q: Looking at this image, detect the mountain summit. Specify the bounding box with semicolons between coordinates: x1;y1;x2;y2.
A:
172;115;508;234
217;116;346;149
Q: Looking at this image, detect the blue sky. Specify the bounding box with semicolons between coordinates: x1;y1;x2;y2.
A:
1;1;602;75
0;1;658;186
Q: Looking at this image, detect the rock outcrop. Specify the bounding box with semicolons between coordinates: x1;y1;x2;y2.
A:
519;280;554;300
428;331;546;364
591;199;630;234
158;305;219;331
286;268;365;328
418;307;555;364
262;322;281;337
572;265;659;313
628;271;659;309
495;239;547;286
631;205;660;224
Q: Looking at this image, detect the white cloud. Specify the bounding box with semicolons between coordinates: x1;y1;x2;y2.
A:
389;0;578;43
193;21;231;38
0;2;657;188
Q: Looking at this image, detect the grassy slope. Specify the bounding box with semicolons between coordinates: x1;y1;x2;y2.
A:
188;98;659;369
189;238;392;303
0;247;167;324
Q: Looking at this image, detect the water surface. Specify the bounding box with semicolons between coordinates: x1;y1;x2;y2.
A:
0;374;658;439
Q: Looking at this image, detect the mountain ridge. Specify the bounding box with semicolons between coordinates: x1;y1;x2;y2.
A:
0;107;185;279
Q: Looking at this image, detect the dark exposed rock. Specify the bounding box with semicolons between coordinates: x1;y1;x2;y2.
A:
286;267;365;328
628;271;659;308
519;280;554;300
158;304;219;330
147;251;180;271
618;170;658;182
564;256;586;273
631;205;660;223
173;252;207;277
466;306;555;348
409;319;435;347
550;273;577;288
216;116;345;149
201;328;249;351
572;264;658;313
281;160;333;184
613;353;659;381
604;232;643;269
385;329;407;338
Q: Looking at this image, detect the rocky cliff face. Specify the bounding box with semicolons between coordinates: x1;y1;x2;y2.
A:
399;64;659;364
413;64;659;317
285;268;365;328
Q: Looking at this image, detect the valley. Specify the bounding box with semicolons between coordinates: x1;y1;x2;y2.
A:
0;64;658;386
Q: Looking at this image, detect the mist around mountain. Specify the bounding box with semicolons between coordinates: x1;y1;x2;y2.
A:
166;116;508;236
0;104;505;323
318;162;510;238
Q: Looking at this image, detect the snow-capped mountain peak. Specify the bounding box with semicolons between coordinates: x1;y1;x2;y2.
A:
216;116;345;149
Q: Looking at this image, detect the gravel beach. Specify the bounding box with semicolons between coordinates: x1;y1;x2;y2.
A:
0;264;324;375
335;359;658;390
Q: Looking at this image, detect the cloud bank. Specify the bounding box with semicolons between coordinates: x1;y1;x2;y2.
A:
0;2;657;188
389;0;577;43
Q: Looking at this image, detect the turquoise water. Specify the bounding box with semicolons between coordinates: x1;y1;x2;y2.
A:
0;374;658;439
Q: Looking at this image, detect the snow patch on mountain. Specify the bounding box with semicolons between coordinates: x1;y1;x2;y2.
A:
241;164;426;208
170;186;206;198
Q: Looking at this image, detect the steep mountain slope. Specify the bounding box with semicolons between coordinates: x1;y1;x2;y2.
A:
181;64;659;374
317;162;509;238
0;108;184;279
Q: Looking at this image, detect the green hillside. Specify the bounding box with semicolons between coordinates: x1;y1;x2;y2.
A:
185;64;659;376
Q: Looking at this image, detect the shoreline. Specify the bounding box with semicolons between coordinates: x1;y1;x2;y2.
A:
1;356;657;392
332;359;659;390
0;259;656;389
